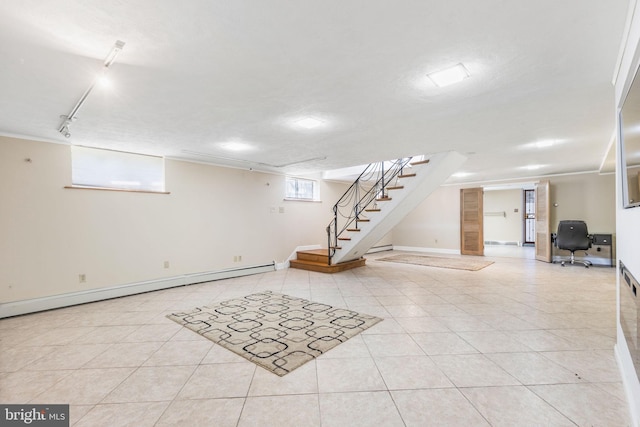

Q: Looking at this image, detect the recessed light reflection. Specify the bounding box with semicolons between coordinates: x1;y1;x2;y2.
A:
219;141;252;152
451;172;473;178
97;74;111;88
521;164;545;171
293;117;325;130
625;124;640;135
521;139;565;150
534;140;554;148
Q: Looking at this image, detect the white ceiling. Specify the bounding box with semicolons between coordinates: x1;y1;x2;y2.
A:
0;1;630;183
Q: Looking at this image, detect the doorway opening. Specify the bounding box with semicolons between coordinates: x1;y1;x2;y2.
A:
481;183;537;260
524;189;536;245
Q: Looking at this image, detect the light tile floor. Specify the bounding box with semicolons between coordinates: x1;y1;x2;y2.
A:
0;251;631;426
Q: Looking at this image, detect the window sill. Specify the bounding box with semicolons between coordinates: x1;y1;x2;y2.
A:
283;198;321;203
64;185;170;194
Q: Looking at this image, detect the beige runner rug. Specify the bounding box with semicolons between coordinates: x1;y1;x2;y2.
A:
377;254;494;271
167;291;382;376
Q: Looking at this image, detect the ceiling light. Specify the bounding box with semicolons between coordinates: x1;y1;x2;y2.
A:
522;164;544;171
451;172;473;178
220;141;252;151
427;63;470;87
520;139;567;150
293;117;325;129
60;121;71;138
534;139;554;148
96;72;111;88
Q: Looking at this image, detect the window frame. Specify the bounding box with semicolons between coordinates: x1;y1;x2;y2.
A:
284;176;320;201
69;145;168;194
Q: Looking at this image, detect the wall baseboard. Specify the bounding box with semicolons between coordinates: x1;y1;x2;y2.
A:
0;263;276;319
392;245;460;255
367;244;393;254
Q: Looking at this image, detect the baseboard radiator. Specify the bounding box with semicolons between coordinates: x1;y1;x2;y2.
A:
0;262;276;319
484;240;521;246
620;261;640;381
367;244;393;254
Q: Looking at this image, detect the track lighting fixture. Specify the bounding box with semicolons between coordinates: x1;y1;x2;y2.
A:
60;122;71;138
57;40;125;139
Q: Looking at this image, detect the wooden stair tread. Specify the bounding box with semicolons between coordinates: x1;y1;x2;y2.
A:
356;217;370;222
295;249;330;263
376;197;392;201
386;186;404;190
290;257;366;273
346;228;361;232
365;208;381;212
338;237;351;241
297;249;330;256
398;173;416;178
410;159;430;166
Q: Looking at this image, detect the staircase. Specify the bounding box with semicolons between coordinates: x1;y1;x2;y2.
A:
289;150;467;273
289;249;366;273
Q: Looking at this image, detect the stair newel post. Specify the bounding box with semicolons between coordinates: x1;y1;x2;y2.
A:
380;161;385;198
354;181;360;228
329;204;338;265
326;224;332;265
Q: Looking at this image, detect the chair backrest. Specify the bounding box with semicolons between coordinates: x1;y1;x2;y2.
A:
555;220;591;252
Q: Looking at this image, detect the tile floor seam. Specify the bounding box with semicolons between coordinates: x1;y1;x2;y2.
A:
523;384;581;426
454;385;495;426
68;367;142;425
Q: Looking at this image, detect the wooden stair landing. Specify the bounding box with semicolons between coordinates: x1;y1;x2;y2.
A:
289;249;366;273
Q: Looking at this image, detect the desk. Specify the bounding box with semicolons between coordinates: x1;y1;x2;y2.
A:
551;233;614;267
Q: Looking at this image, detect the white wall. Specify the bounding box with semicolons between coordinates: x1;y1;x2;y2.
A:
0;136;349;304
614;1;640;423
391;185;461;252
483;189;522;243
549;173;616;233
392;174;615;252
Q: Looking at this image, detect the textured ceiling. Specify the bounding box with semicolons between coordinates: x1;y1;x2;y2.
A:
0;1;630;183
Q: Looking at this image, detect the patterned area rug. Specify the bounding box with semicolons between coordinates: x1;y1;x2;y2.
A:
377;254;494;271
167;291;382;376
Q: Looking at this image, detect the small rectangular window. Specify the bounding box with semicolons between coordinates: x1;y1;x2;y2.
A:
285;177;319;201
71;146;165;192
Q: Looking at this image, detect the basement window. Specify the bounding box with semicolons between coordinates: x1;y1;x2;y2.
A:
285;176;319;201
70;146;166;193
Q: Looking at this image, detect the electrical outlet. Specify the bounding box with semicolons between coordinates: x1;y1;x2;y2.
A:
79;274;86;283
238;255;242;262
164;261;170;269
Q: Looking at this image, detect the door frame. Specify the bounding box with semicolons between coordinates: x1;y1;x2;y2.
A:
534;180;551;262
460;187;484;256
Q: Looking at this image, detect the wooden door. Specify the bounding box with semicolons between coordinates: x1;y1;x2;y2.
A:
535;180;551;262
460;188;484;256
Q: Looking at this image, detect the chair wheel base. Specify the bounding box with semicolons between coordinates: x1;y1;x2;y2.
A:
558;259;591;268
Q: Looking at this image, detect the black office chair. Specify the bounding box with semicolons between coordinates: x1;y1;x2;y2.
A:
554;220;592;267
